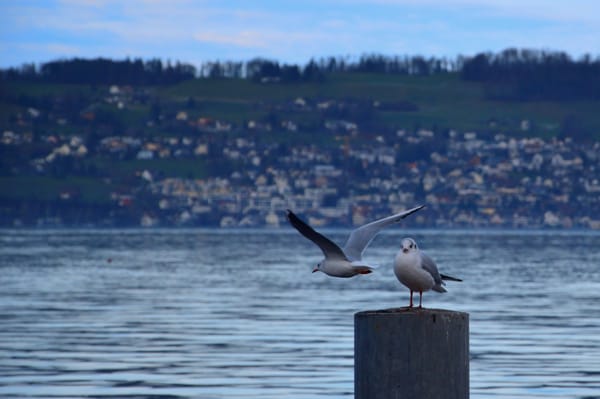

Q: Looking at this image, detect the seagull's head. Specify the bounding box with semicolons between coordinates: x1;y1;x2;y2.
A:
401;237;418;254
312;262;322;273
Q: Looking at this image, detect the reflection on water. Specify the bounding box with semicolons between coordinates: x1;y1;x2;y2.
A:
0;229;599;398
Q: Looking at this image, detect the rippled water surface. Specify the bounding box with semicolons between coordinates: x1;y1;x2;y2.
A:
1;228;599;398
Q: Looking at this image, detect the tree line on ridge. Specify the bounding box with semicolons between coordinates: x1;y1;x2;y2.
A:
2;48;600;101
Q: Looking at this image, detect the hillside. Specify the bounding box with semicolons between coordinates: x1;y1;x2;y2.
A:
1;66;600;228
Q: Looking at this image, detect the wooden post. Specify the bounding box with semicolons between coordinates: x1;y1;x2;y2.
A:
355;308;469;399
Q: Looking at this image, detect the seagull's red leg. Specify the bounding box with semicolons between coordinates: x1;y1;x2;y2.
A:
409;291;413;308
418;291;423;308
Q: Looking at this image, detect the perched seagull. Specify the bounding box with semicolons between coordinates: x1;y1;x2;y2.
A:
394;237;462;308
287;205;425;278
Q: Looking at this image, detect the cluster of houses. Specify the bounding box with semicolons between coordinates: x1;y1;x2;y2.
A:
140;128;600;228
3;84;600;228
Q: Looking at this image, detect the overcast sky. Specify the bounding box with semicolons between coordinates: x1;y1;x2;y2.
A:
2;0;599;68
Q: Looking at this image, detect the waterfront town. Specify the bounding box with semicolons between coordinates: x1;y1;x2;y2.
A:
2;83;599;229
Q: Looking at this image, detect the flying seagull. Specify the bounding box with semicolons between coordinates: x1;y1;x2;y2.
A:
394;237;462;308
287;204;425;277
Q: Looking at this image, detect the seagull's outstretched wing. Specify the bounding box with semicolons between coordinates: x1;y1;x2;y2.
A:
342;204;425;261
286;210;347;260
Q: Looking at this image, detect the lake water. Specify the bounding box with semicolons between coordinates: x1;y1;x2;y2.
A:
0;228;599;399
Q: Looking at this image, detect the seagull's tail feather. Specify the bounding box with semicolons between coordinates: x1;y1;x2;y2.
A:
433;284;447;293
440;273;462;282
351;265;374;275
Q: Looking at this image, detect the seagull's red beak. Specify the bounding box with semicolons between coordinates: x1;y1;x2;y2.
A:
312;267;319;273
403;248;409;254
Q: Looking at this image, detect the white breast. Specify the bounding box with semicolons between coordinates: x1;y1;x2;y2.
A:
394;251;435;292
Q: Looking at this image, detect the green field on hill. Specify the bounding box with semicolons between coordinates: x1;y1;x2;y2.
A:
3;72;600;141
161;72;600;138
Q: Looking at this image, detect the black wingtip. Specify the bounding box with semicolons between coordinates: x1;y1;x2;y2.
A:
286;209;305;227
440;273;462;282
286;209;295;221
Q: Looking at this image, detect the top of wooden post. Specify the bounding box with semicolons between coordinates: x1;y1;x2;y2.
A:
356;307;468;319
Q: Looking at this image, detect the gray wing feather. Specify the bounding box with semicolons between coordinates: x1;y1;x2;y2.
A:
342;204;425;261
419;251;444;286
